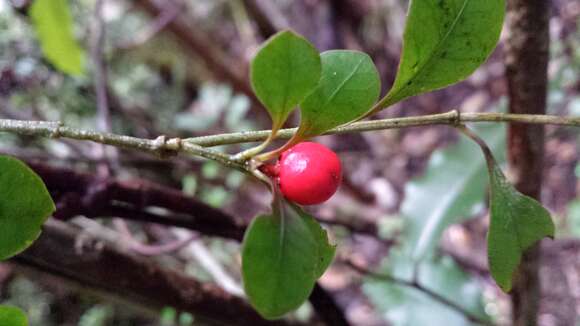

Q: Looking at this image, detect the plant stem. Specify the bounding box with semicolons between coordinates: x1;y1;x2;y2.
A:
254;130;303;162
0;119;238;169
186;110;580;147
2;111;580;162
232;127;277;161
0;119;279;185
455;124;497;171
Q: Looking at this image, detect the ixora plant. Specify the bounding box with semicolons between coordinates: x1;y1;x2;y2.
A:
0;0;576;321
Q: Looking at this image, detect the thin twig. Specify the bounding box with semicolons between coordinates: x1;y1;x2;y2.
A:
2;111;580;156
455;124;496;171
185;111;580;147
72;216;199;256
0;119;245;169
112;219;199;256
346;260;495;326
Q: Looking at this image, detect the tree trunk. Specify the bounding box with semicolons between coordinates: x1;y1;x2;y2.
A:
504;0;550;325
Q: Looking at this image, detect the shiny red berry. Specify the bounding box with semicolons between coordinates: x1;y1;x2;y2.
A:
278;142;342;205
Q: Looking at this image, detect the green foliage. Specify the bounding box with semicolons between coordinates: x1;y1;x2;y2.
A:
486;162;555;292
29;0;84;76
301;209;335;278
0;155;55;260
241;195;335;319
377;0;505;109
251;31;321;131
298;50;381;138
0;305;28;326
402;123;506;260
363;252;489;326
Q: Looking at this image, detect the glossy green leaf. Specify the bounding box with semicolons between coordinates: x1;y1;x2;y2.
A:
298;50;381;138
0;305;28;326
487;163;555;292
251;30;321;130
363;252;488;326
29;0;85;76
403;123;506;261
297;204;336;278
379;0;504;108
0;155;55;260
242;197;335;319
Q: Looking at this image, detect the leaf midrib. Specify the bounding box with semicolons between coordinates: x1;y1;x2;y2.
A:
320;55;365;111
273;201;288;306
392;0;471;94
489;179;523;291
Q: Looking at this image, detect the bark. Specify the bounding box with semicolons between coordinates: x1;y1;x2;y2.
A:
505;0;550;325
24;161;378;240
28;162;248;241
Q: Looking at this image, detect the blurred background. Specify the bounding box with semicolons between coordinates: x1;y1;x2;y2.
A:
0;0;579;325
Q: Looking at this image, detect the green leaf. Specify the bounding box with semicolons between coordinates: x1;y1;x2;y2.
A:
296;204;336;278
0;305;28;326
242;213;314;319
363;252;488;326
241;197;335;319
379;0;505;108
487;163;555;292
402;123;506;261
29;0;85;76
251;30;321;130
298;50;381;138
0;155;55;260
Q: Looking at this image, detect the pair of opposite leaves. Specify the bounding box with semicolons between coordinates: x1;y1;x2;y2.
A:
250;30;381;141
252;0;507;142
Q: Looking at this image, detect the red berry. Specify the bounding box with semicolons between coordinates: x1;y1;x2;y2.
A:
278;142;342;205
